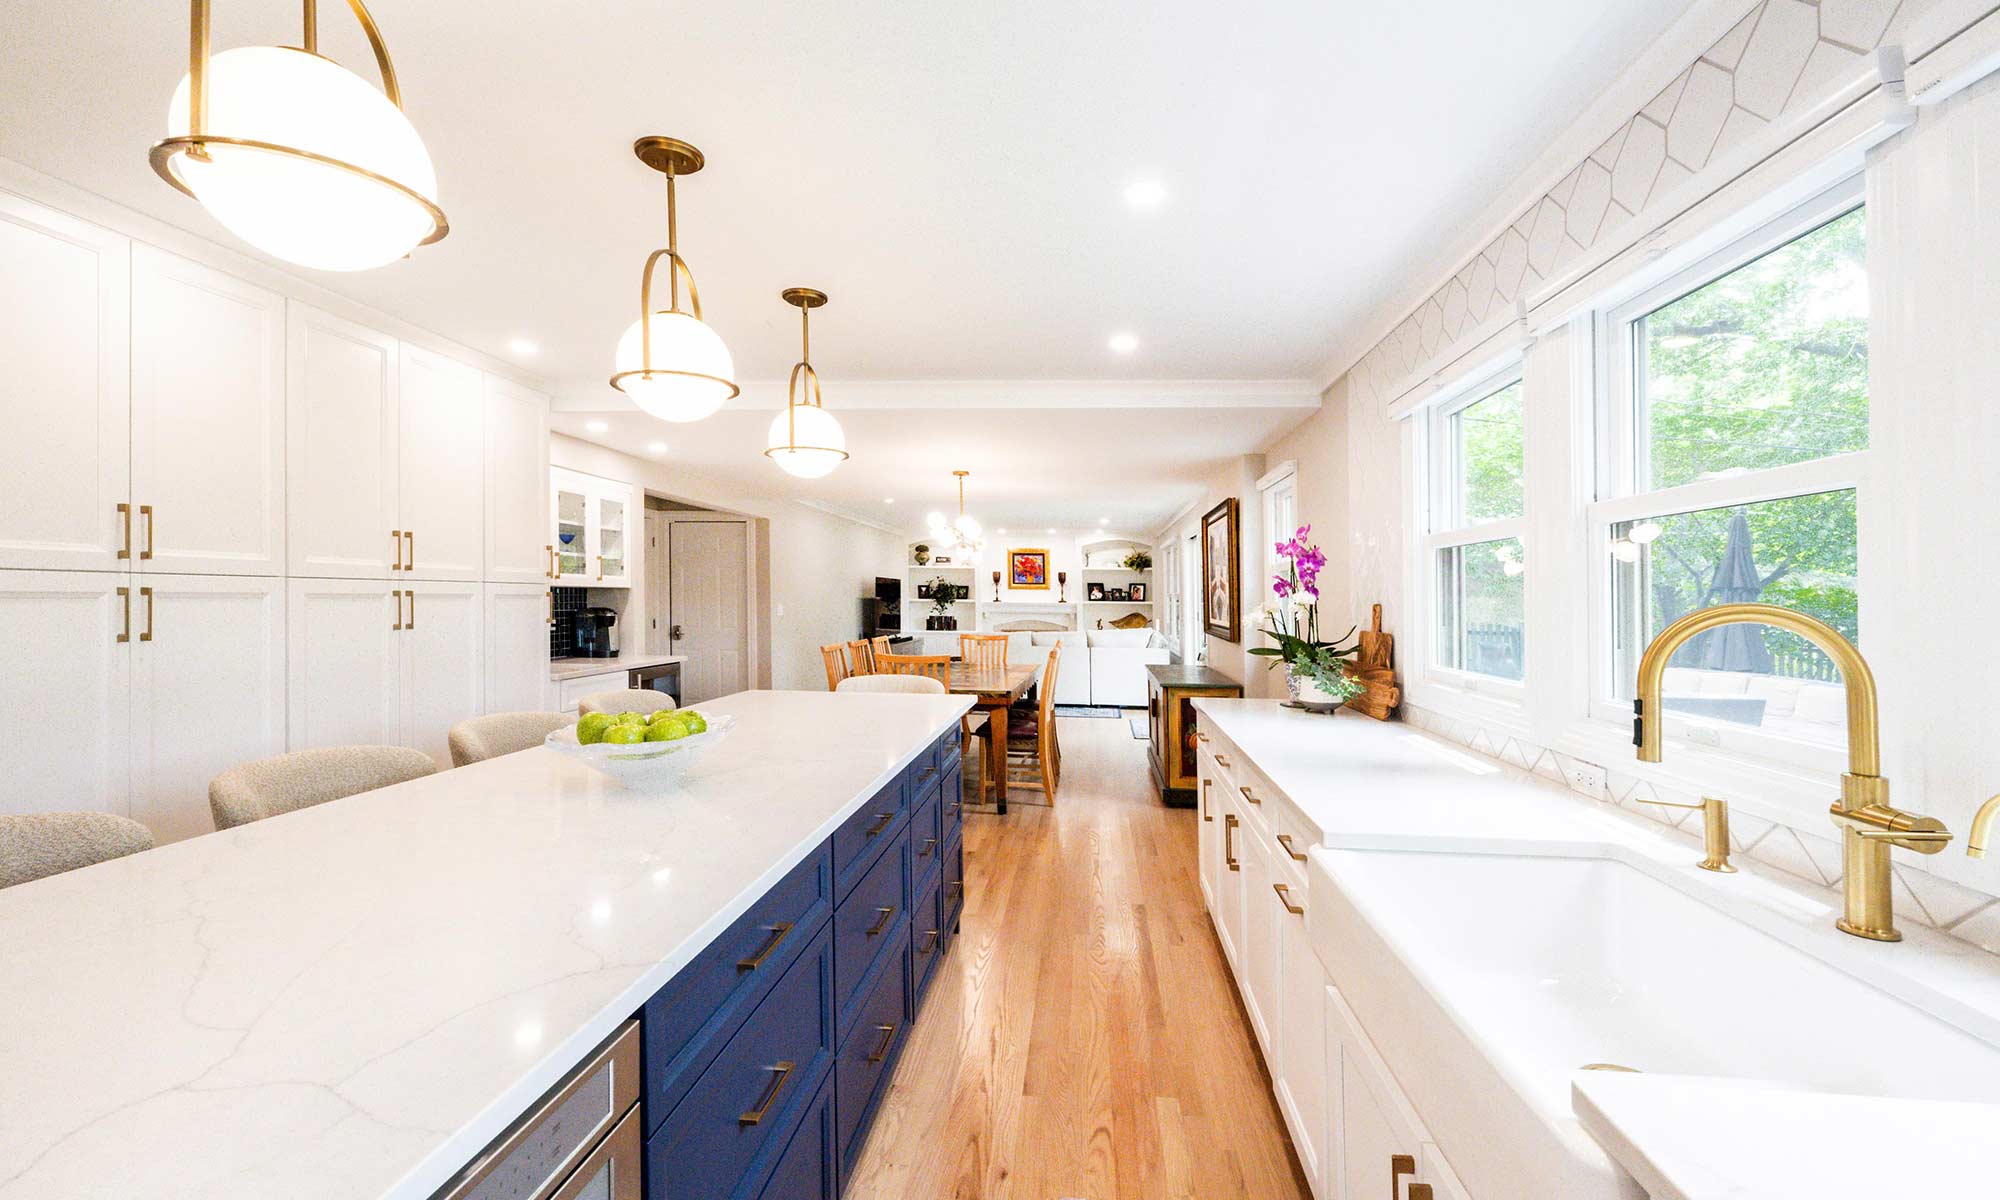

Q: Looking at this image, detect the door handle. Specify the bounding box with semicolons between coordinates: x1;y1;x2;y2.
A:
596;555;604;581
738;1061;795;1127
404;530;414;570
670;623;684;641
139;505;154;560
391;529;403;571
545;544;554;579
404;589;415;629
392;589;404;631
547;590;555;627
116;586;130;643
1225;814;1239;871
1201;777;1212;822
1393;1154;1416;1197
117;502;131;560
866;1022;899;1064
139;586;154;642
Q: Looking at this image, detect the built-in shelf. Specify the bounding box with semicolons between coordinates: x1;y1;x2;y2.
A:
1084;599;1152;606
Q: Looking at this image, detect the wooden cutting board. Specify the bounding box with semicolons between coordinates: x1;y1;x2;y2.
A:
1348;604;1400;720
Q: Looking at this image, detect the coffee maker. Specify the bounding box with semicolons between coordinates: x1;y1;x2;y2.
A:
574;607;620;658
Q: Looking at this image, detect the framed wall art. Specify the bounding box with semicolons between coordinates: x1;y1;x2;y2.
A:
1201;497;1240;642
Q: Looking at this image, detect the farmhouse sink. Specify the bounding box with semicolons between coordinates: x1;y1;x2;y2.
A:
1308;843;2000;1199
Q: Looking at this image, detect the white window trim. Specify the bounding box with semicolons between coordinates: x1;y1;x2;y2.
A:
1582;176;1869;777
1257;460;1299;606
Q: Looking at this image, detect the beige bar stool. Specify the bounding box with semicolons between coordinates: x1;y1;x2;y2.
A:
209;746;439;830
0;812;155;889
448;712;575;766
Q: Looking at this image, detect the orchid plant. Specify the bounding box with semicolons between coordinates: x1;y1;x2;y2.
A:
1248;525;1362;700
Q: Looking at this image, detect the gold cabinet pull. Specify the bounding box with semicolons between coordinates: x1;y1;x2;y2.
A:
117;503;131;560
546;589;555;627
404;589;415;628
946;880;963;900
116;586;130;643
1273;882;1304;916
1201;777;1212;822
866;1022;899;1064
919;837;938;858
139;586;154;642
1239;784;1260;806
545;544;556;579
391;529;403;570
1409;1187;1434;1200
1276;833;1308;862
917;929;940;957
1215;753;1232;768
404;530;414;570
1225;814;1240;871
864;811;894;837
1196;730;1209;743
139;504;154;560
596;554;604;581
392;589;404;631
865;905;896;938
736;921;794;972
1393;1154;1416;1196
738;1060;795;1127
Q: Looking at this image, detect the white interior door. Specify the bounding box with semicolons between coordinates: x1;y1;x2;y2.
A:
287;303;399;579
645;510;669;650
130;574;285;843
483;375;551;585
0;571;131;817
0;193;130;572
286;577;401;750
668;520;748;703
131;246;286;577
403;581;485;768
398;344;484;581
485;583;552;714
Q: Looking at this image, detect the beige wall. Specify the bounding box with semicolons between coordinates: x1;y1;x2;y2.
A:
1152;454;1271;694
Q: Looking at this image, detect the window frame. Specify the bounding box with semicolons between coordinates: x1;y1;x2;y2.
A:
1258;460;1299;604
1584;177;1869;773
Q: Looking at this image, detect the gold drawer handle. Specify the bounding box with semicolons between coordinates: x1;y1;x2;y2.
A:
391;529;403;570
404;529;414;570
1225;814;1240;871
1214;753;1232;768
865;905;895;937
866;1022;899;1064
117;502;131;560
738;1060;795;1126
1239;785;1260;806
1201;778;1212;822
864;812;894;837
116;586;130;643
917;929;940;956
946;801;962;817
1196;730;1209;743
1274;882;1304;916
1410;1187;1435;1200
919;837;938;858
139;504;153;560
139;586;154;642
736;921;794;972
946;880;963;899
1393;1154;1416;1195
1276;833;1307;862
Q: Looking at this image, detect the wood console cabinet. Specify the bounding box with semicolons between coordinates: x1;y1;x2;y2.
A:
1145;664;1242;806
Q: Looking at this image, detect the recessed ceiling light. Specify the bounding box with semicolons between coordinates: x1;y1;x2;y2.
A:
1108;332;1139;355
996;528;1007;534
646;440;668;454
883;497;895;505
506;337;538;356
1124;179;1167;208
585;419;609;434
1099;516;1109;524
1046;528;1057;534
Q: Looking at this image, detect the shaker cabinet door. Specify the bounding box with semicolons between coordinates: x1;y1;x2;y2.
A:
483;375;551;585
0;571;132;819
402;581;485;769
398;344;485;582
287;577;402;750
486;584;553;715
287;303;400;579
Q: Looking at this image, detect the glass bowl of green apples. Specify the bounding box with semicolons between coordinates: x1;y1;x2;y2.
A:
545;707;735;785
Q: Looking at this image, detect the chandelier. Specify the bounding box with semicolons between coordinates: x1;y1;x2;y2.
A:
926;471;984;562
764;288;848;478
609;136;740;422
150;0;448;272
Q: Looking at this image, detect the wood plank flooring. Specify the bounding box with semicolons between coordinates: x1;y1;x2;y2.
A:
846;715;1311;1200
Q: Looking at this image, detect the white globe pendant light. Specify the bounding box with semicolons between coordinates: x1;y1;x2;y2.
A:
150;1;448;272
764;288;849;478
609;137;740;422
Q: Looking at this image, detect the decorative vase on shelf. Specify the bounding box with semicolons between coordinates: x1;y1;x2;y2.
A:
1284;664;1346;713
1058;571;1067;602
914;544;930;565
992;570;1001;602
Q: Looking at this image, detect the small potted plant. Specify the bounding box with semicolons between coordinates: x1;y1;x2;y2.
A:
928;576;958;630
1248;525;1361;711
1123;549;1152;571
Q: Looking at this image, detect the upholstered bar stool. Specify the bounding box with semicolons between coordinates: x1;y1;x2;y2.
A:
576;689;678;718
209;746;439;830
448;712;575;766
0;812;155;889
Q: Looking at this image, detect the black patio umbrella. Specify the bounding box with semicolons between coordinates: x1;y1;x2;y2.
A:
1680;508;1774;672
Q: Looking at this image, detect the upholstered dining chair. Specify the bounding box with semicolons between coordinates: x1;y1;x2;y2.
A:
971;642;1061;804
448;711;575;767
876;652;951;684
0;812;155;889
821;643;851;691
845;639;876;675
577;689;678;718
208;746;440;831
959;633;1008;670
836;674;947;695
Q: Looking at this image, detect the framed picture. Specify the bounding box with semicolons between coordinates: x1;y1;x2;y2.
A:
1108;587;1129;602
1202;497;1240;642
1087;581;1106;602
1007;548;1050;589
917;582;934;599
1130;582;1147;602
934;554;953;565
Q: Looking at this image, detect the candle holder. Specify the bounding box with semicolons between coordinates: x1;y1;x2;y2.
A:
1057;571;1067;602
992;570;1001;602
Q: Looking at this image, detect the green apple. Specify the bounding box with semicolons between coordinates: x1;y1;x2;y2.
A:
679;711;708;735
647;707;680;725
643;719;686;742
575;713;614;745
611;712;646;726
602;723;646;745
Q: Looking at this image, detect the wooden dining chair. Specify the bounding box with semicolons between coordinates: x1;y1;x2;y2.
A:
971;642;1060;804
876;652;950;684
845;639;876;675
821;643;851;691
959;633;1008;670
869;635;892;667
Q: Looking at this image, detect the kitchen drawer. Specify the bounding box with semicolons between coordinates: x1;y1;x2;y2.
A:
753;1074;835;1200
834;941;911;1183
643;845;832;1131
940;830;965;933
833;822;910;1040
440;1021;641;1200
557;670;628;713
941;761;964;843
911;865;944;1004
831;780;905;901
646;923;835;1200
1265;792;1316;890
910;780;943;891
929;725;961;776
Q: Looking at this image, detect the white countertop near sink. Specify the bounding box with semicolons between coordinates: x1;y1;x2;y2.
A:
549;652;686;682
0;689;970;1200
1573;1072;1997;1199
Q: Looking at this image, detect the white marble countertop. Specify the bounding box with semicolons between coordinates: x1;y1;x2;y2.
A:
0;689;971;1200
1573;1072;1999;1199
548;652;686;682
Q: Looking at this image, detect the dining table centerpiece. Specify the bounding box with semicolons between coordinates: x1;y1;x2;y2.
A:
1249;525;1362;711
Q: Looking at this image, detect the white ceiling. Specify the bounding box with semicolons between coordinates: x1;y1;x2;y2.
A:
2;0;1693;534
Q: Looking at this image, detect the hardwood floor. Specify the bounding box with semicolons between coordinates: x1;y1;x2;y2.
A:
847;714;1311;1200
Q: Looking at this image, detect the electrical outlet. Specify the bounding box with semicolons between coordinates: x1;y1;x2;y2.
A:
1563;758;1607;797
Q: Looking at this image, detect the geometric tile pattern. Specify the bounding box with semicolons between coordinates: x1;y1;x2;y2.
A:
1401;702;2000;954
1347;0;1931;412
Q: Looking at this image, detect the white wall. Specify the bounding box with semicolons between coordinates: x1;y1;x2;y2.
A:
1152;454;1269;693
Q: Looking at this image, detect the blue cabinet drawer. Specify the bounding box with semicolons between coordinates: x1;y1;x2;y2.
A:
832;822;909;1039
909;780;942;891
643;845;832;1131
752;1074;834;1200
835;942;911;1183
911;865;944;1004
941;831;965;933
942;762;963;842
646;923;835;1200
830;781;904;901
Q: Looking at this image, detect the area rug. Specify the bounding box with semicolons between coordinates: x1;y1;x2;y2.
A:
1055;705;1122;718
1129;717;1149;740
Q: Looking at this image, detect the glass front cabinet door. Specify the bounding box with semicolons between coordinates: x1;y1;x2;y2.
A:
550;467;634;589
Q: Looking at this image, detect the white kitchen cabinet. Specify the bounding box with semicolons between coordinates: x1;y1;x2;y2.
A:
551;468;633;588
1197;770;1219;912
288;303;400;579
403;581;485;768
1213;787;1245;970
130;246;286;577
1327;981;1463;1200
484;375;553;585
0;193;130;572
0;571;131;817
398;345;485;582
486;584;553;714
557;669;630;714
1239;815;1279;1055
288;577;403;749
1275;879;1328;1192
129;574;286;842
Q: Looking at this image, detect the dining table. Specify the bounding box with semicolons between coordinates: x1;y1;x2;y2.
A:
946;660;1040;815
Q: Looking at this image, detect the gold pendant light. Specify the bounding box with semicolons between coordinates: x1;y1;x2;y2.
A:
150;0;449;271
609;136;740;423
764;288;848;478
